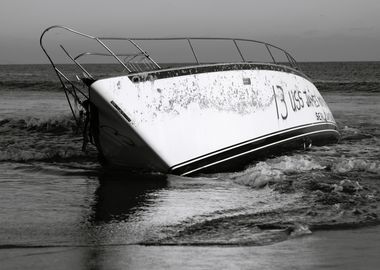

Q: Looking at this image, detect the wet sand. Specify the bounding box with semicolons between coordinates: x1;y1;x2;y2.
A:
1;226;379;270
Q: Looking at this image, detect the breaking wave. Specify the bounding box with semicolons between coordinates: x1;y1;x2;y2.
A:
0;114;77;133
218;151;380;189
332;158;380;174
0;114;94;162
218;154;325;188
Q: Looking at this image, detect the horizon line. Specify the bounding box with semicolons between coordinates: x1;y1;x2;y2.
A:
1;60;380;66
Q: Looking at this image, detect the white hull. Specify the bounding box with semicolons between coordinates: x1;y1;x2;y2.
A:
89;63;339;175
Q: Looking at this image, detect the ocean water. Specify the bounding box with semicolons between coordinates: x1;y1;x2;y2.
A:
0;62;380;269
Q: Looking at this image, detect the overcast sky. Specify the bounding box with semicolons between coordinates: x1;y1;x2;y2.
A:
1;0;380;64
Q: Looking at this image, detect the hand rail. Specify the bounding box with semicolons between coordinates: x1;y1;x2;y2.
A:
40;25;300;79
73;52;144;61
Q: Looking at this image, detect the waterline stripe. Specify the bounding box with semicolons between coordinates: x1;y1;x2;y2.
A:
180;129;339;176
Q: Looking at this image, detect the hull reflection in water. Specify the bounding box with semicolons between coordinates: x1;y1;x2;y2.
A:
90;172;168;223
84;170;311;247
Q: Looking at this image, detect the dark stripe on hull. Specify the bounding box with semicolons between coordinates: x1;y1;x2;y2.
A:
170;123;339;176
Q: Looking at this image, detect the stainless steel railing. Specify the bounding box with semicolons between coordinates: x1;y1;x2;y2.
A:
40;25;300;78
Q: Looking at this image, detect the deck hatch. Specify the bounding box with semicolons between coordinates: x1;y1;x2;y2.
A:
243;77;251;85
